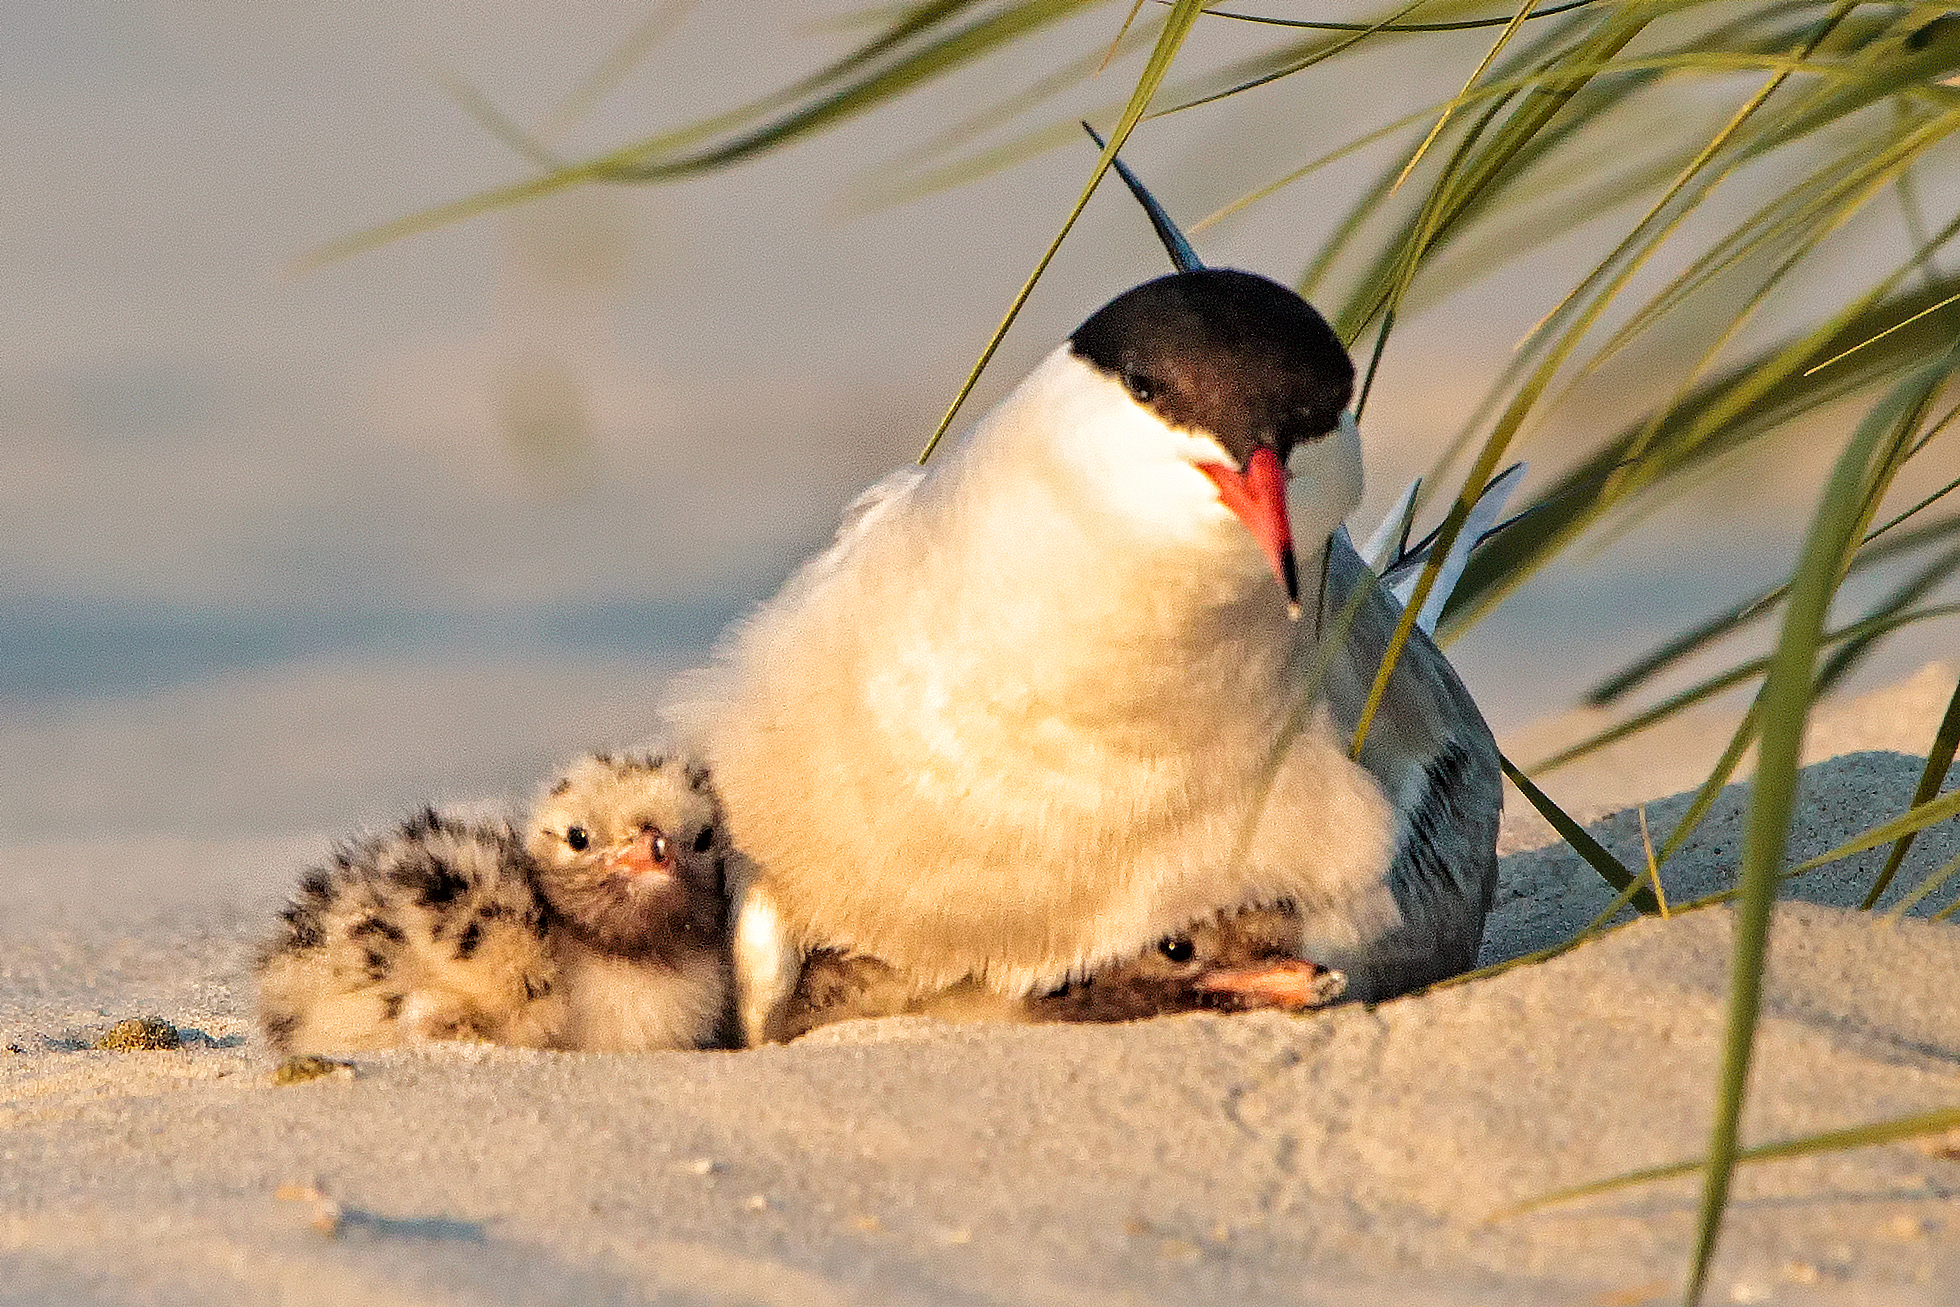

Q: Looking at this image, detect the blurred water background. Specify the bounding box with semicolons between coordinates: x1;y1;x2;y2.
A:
5;1;1954;844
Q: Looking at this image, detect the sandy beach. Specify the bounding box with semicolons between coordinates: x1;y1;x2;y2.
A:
3;664;1957;1306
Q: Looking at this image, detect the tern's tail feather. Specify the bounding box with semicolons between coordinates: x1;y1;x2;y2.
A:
1081;121;1204;275
1368;462;1527;634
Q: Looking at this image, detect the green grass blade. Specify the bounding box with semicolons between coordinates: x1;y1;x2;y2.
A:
1584;499;1960;709
1447;274;1960;633
1195;0;1607;35
872;10;1165;182
1812;541;1960;695
1888;847;1960;917
1805;289;1960;378
1494;1103;1960;1222
537;0;696;141
1350;13;1661;755
916;0;1208;464
1153;1;1458;120
302;0;1092;266
1387;0;1542;200
1584;588;1785;708
610;0;1113;182
1590;112;1960;370
1520;4;1856;395
1684;366;1934;1307
1788;778;1960;880
1864;678;1960;908
1501;753;1654;910
1532;601;1960;775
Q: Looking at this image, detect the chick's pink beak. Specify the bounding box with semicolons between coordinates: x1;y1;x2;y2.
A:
1198;445;1301;619
605;830;670;880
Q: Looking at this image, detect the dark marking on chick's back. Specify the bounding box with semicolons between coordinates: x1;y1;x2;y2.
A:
362;948;389;980
425;867;471;908
281;908;324;951
264;1011;298;1051
381;992;404;1021
455;921;483;960
351;915;406;946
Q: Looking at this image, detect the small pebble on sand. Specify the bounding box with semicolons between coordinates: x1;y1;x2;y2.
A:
272;1055;355;1086
93;1017;181;1052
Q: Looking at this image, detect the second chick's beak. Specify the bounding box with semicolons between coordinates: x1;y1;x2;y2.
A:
606;829;673;880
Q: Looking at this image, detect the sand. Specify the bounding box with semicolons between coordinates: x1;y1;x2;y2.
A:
4;666;1959;1306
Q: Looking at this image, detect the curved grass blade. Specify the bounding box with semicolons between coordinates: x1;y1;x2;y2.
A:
1684;364;1938;1307
1655;357;1947;868
607;0;1114;182
1296;4;1815;307
1518;3;1858;396
873;11;1164;184
1585;490;1960;710
1589;111;1960;374
917;0;1209;464
879;3;1476;215
1388;0;1544;200
1156;1;1447;121
1446;275;1960;633
1775;781;1960;883
1501;754;1654;910
1530;601;1960;776
301;0;1091;267
1192;0;1606;35
1349;10;1665;757
538;0;697;142
1888;847;1960;917
1492;1104;1960;1223
1863;677;1960;908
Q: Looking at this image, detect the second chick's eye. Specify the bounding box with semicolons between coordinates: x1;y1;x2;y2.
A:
652;834;671;864
1157;936;1195;964
565;826;590;852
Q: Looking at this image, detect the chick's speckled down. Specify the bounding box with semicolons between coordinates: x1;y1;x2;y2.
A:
256;753;734;1055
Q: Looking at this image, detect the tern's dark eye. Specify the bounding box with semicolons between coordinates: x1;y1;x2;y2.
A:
692;824;715;854
1284;408;1333;447
1121;368;1158;404
564;826;590;852
1158;936;1195;964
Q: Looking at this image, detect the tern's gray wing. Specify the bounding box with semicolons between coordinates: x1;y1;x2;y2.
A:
1319;534;1501;1000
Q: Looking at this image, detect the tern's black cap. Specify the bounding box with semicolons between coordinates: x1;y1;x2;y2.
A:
1068;268;1354;467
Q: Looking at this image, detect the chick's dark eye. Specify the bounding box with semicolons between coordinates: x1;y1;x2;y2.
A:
652;834;671;864
564;826;589;852
1158;936;1195;964
692;824;715;854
